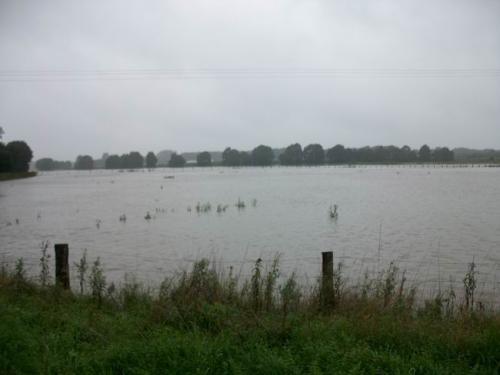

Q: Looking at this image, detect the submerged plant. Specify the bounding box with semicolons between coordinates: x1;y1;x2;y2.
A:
329;204;338;219
236;198;245;209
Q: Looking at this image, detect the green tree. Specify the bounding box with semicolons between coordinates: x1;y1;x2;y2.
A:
35;158;54;171
400;145;417;163
105;155;121;169
6;141;33;172
196;151;212;167
279;143;303;165
222;147;241;166
128;152;144;168
252;145;274;166
119;154;130;168
419;144;431;162
74;155;94;170
0;143;12;172
303;144;325;165
240;151;252;166
432;147;454;162
168;153;186;168
326;144;347;164
0;126;4;140
145;152;158;168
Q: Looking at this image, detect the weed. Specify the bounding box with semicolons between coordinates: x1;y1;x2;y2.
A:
90;257;106;305
264;255;280;311
463;259;477;312
74;250;88;294
38;240;50;287
251;258;263;311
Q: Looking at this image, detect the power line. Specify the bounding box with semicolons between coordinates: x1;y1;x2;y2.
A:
0;67;499;82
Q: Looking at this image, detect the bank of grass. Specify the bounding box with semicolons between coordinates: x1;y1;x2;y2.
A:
0;171;37;181
1;258;499;374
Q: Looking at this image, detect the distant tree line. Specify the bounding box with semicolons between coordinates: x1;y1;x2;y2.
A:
35;158;72;171
57;143;456;171
220;143;454;166
0;127;33;173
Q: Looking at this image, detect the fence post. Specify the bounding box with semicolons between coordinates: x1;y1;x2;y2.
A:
321;251;334;309
55;243;70;290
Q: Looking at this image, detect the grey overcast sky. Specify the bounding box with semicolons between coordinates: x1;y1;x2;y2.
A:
0;0;499;160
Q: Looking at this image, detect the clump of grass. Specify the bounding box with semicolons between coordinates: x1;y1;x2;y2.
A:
279;272;301;320
235;198;245;209
90;257;106;305
14;258;26;285
216;204;229;213
74;249;88;294
463;258;477;312
38;240;50;287
250;258;263;311
264;255;280;311
329;204;338;219
195;202;212;213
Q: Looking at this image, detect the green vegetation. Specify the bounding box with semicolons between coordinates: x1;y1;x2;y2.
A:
197;151;212;167
0;171;37;181
146;151;158;168
0;255;499;374
35;158;72;171
251;145;275;166
74;155;94;170
168;152;186;168
279;143;303;165
0;128;33;173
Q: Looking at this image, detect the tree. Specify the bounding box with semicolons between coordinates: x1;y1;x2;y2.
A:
35;158;55;171
168;153;186;168
128;152;144;168
6;141;33;172
252;145;274;166
222;147;241;166
0;143;12;173
146;152;158;168
0;127;4;140
326;144;347;164
400;145;417;163
240;151;252;166
433;147;454;163
74;155;94;170
196;151;212;167
119;154;130;168
419;144;431;163
279;143;303;165
105;155;121;169
303;144;325;165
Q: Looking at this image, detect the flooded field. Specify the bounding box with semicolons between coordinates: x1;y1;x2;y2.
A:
1;166;499;301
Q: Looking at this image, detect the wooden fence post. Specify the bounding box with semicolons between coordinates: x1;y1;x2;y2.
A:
321;251;334;309
55;243;70;289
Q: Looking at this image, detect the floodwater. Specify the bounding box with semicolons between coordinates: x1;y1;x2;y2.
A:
1;166;499;300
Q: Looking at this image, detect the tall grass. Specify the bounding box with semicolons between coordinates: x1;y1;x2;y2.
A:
1;253;499;373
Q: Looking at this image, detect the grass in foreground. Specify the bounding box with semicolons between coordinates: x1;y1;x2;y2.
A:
1;257;499;374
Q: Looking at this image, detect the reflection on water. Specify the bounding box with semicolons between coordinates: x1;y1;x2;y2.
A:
1;166;499;300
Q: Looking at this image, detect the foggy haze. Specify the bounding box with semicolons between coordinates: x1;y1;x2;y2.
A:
0;0;499;160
